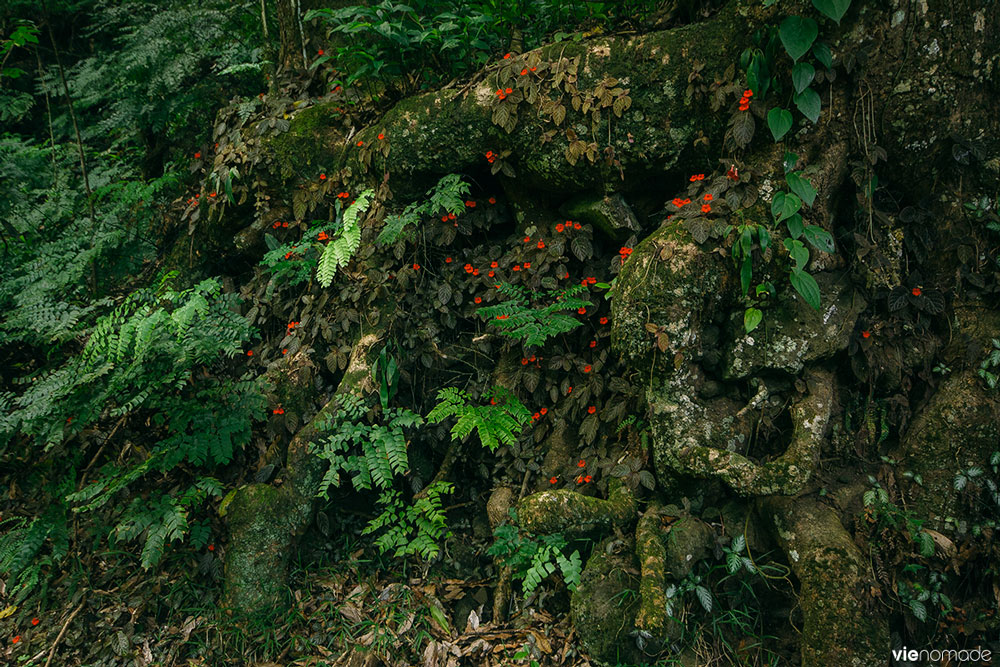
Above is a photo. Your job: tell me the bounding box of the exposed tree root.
[221,331,385,612]
[515,479,638,535]
[760,495,887,667]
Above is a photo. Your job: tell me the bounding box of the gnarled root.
[634,504,671,642]
[515,479,638,535]
[672,367,834,496]
[760,495,887,667]
[221,331,384,613]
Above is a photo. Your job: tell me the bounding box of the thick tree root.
[760,496,887,667]
[220,332,384,612]
[515,480,638,535]
[673,368,834,495]
[634,504,671,641]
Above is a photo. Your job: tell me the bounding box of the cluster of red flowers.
[337,191,350,199]
[318,231,329,241]
[619,246,633,261]
[272,220,289,229]
[580,276,598,286]
[672,197,692,207]
[272,407,285,415]
[485,150,496,164]
[465,200,476,208]
[738,88,753,112]
[287,321,300,332]
[495,87,514,100]
[690,173,706,182]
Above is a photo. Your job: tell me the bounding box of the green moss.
[516,480,637,534]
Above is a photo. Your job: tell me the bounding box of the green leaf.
[744,307,763,334]
[783,151,800,173]
[785,172,817,207]
[767,107,793,142]
[785,213,804,239]
[758,226,771,253]
[803,225,835,253]
[740,255,752,297]
[772,192,802,222]
[789,270,821,310]
[792,62,815,94]
[784,238,810,271]
[794,87,822,123]
[779,16,818,62]
[812,0,851,24]
[812,42,833,68]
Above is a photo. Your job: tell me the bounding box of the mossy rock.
[665,515,715,578]
[560,192,640,241]
[570,536,647,666]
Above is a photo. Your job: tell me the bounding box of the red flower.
[12,636,20,644]
[573,223,582,230]
[208,544,215,551]
[464,263,474,273]
[282,222,289,228]
[282,348,288,355]
[672,198,685,207]
[530,355,537,362]
[247,350,253,356]
[31,618,39,626]
[703,193,713,201]
[490,261,499,268]
[503,53,511,59]
[521,68,528,75]
[862,330,871,339]
[378,133,385,140]
[209,192,217,198]
[540,408,548,415]
[583,365,592,373]
[578,459,586,467]
[567,386,573,394]
[744,89,753,97]
[584,475,593,483]
[524,236,531,243]
[690,173,705,181]
[599,316,609,325]
[475,297,482,304]
[523,262,531,269]
[446,257,453,263]
[555,223,565,232]
[318,231,329,240]
[531,66,537,71]
[911,287,922,296]
[466,200,476,207]
[739,102,750,111]
[701,204,712,213]
[320,173,327,180]
[318,49,325,56]
[491,398,497,405]
[357,140,364,146]
[194,152,201,158]
[488,271,495,277]
[587,405,596,414]
[577,307,587,314]
[513,264,521,271]
[505,87,513,94]
[537,240,545,249]
[413,263,420,270]
[533,412,541,420]
[588,277,597,285]
[590,340,597,348]
[564,271,570,279]
[489,197,497,204]
[577,476,584,484]
[550,476,558,484]
[473,268,480,275]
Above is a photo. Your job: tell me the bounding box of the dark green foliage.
[476,282,591,347]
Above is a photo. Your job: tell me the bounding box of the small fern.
[426,386,531,452]
[377,174,470,245]
[317,190,375,287]
[475,283,592,347]
[489,522,581,597]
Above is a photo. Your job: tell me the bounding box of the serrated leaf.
[731,111,755,148]
[794,87,822,123]
[767,107,793,142]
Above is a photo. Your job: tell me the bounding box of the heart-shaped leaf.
[767,107,793,141]
[812,0,851,24]
[812,42,833,68]
[780,16,818,62]
[785,212,804,239]
[785,171,817,207]
[804,225,835,253]
[794,87,822,123]
[744,307,763,334]
[772,192,802,222]
[789,269,822,310]
[792,62,815,94]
